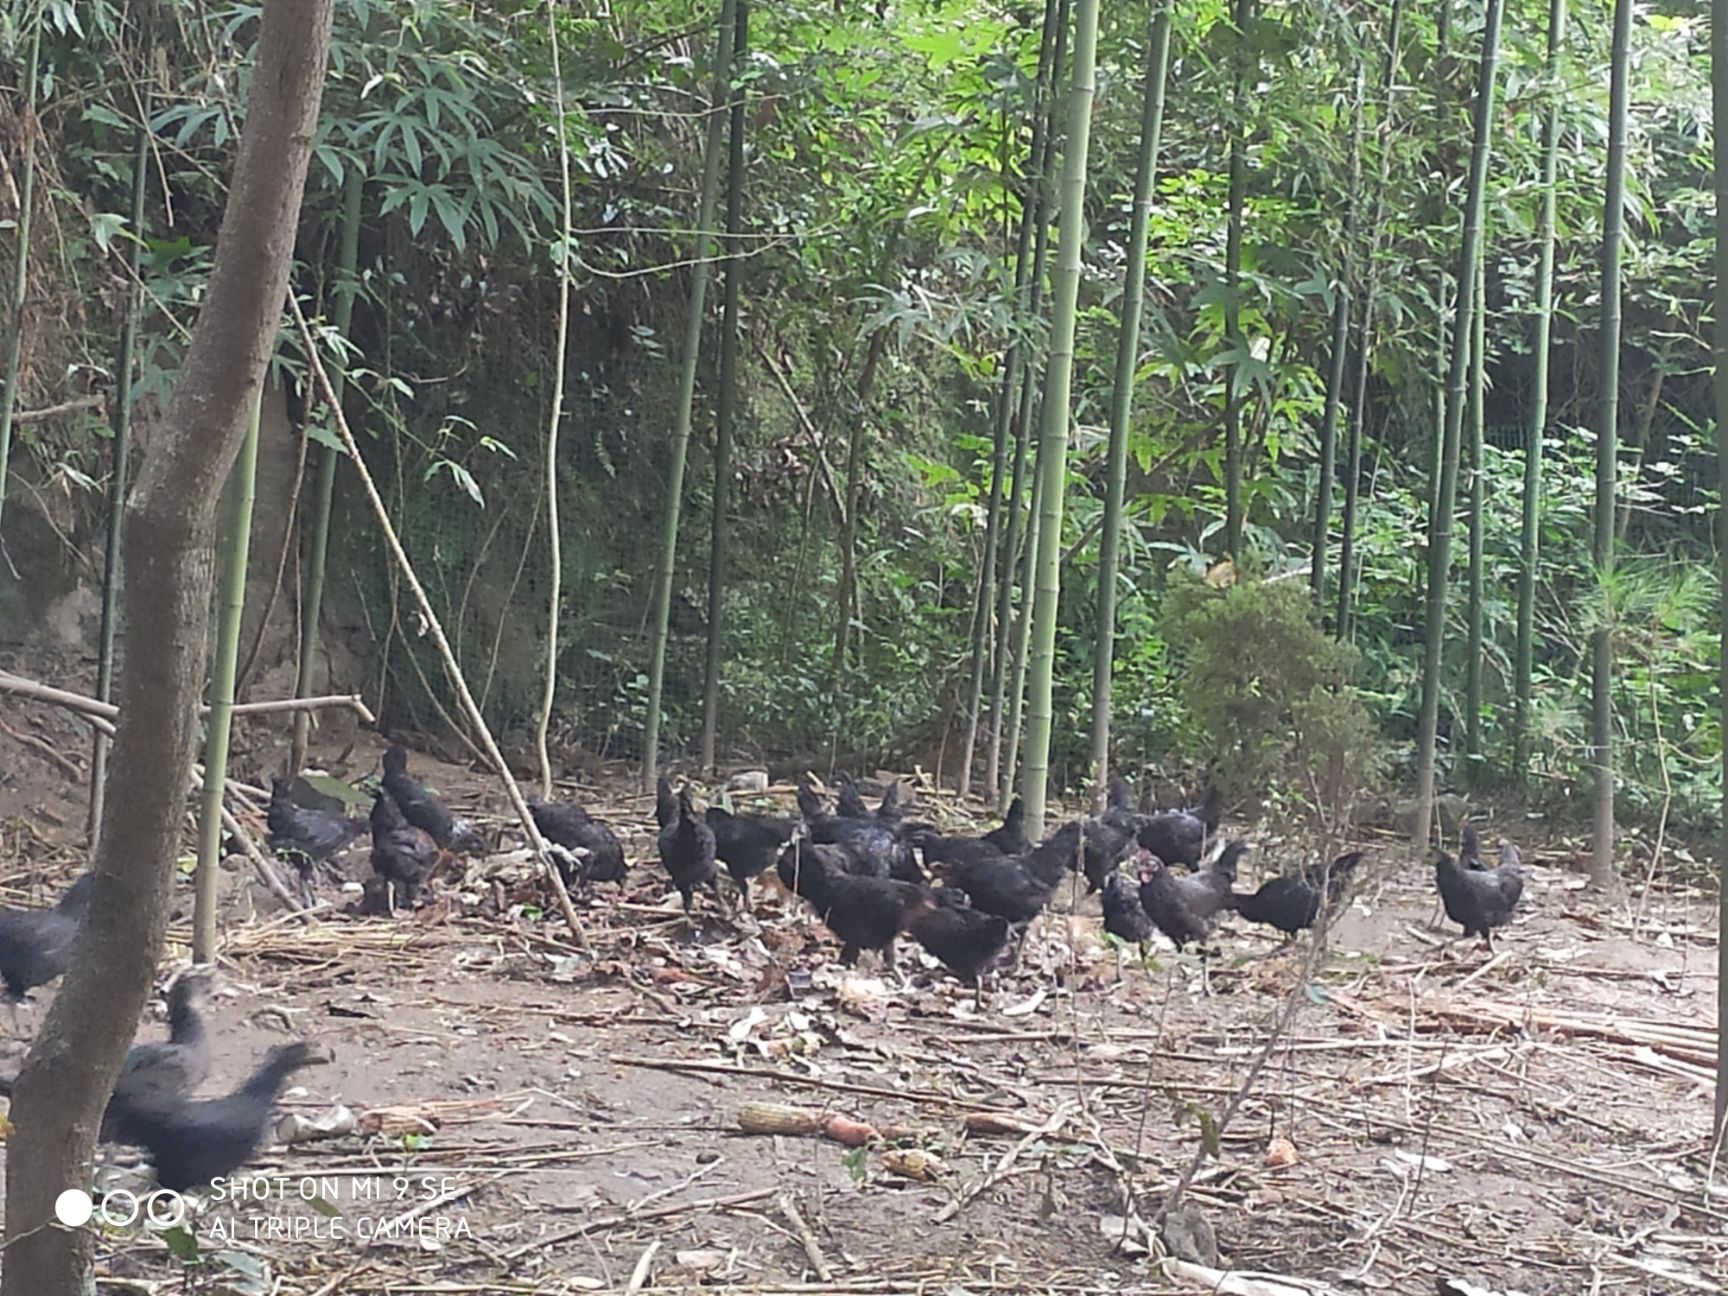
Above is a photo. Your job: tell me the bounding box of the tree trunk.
[642,0,738,791]
[0,6,332,1292]
[537,0,577,795]
[193,398,261,962]
[0,17,42,543]
[91,127,150,845]
[960,2,1057,801]
[1412,0,1502,850]
[987,0,1069,799]
[1336,0,1405,644]
[1514,0,1566,780]
[1310,64,1365,615]
[1221,0,1252,561]
[1019,0,1101,839]
[1088,2,1172,801]
[290,165,363,777]
[1591,0,1633,888]
[1001,424,1044,812]
[700,0,750,777]
[1709,0,1728,1137]
[1464,245,1486,780]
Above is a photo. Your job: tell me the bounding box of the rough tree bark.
[0,5,332,1294]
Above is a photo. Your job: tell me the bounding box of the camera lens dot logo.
[54,1190,93,1228]
[98,1190,141,1228]
[144,1190,187,1229]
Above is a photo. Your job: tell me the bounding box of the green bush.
[1167,575,1381,822]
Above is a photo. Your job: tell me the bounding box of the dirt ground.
[0,700,1723,1296]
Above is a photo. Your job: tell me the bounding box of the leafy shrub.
[1166,575,1381,822]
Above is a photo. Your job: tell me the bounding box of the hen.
[368,791,448,910]
[103,969,215,1146]
[1228,850,1365,940]
[0,872,94,1008]
[655,774,679,830]
[1136,787,1223,871]
[798,777,922,883]
[128,1041,324,1192]
[528,794,628,889]
[1137,842,1246,990]
[1100,871,1156,977]
[658,783,720,916]
[947,821,1084,925]
[706,805,798,908]
[775,836,858,901]
[1081,779,1147,891]
[1432,847,1523,951]
[794,848,932,972]
[266,778,363,864]
[982,797,1028,856]
[381,745,484,854]
[906,887,1011,1004]
[834,774,873,820]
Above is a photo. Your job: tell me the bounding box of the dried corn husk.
[881,1147,946,1182]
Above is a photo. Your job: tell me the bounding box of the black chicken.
[775,836,858,901]
[906,825,1003,874]
[1228,850,1366,940]
[103,970,215,1145]
[795,849,932,971]
[528,794,628,889]
[981,796,1028,856]
[906,887,1011,1005]
[1432,847,1523,952]
[706,805,798,908]
[129,1041,324,1192]
[658,783,720,916]
[1136,842,1246,989]
[369,791,446,909]
[1081,779,1147,891]
[834,774,873,820]
[798,779,921,884]
[266,778,363,864]
[1136,787,1223,871]
[1101,871,1156,978]
[655,774,679,830]
[381,745,484,854]
[947,821,1084,925]
[0,872,94,1008]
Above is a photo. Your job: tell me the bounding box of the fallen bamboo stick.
[0,670,372,723]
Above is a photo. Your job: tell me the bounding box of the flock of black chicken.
[0,747,1527,1201]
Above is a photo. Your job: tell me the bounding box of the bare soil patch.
[0,724,1722,1295]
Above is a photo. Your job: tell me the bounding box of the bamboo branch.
[16,395,106,424]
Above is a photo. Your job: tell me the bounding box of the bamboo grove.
[2,0,1728,869]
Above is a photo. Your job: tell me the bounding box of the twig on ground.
[777,1193,833,1281]
[624,1240,661,1294]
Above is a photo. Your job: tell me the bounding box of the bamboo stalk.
[535,0,576,797]
[0,17,42,542]
[292,165,366,776]
[91,127,152,847]
[194,395,263,961]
